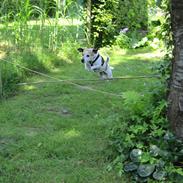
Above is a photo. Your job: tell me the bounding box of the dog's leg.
[106,68,113,79]
[84,64,88,70]
[85,63,92,71]
[99,72,106,80]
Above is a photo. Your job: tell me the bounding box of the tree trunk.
[168,0,183,139]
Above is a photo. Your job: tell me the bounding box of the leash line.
[1,58,123,98]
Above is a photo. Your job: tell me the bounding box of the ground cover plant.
[107,78,183,182]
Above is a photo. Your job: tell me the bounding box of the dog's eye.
[86,55,90,57]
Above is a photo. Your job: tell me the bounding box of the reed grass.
[0,0,85,97]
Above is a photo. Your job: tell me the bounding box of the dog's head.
[77,48,98,63]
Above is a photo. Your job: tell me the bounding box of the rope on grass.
[1,58,161,97]
[1,58,124,97]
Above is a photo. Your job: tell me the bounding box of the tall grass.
[0,0,85,97]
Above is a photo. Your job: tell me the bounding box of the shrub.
[0,62,23,96]
[114,33,132,49]
[114,30,149,49]
[115,0,148,31]
[107,79,183,182]
[0,47,65,97]
[0,0,84,98]
[85,0,148,47]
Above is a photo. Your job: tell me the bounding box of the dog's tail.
[105,57,114,70]
[106,57,110,63]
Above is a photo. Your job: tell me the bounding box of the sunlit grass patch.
[0,18,83,28]
[64,129,80,139]
[22,85,37,91]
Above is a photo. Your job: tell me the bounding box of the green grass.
[0,17,85,97]
[0,47,163,183]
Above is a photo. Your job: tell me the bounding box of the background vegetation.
[89,0,148,48]
[0,0,84,97]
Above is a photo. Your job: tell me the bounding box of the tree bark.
[168,0,183,139]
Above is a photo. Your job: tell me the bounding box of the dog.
[77,48,113,79]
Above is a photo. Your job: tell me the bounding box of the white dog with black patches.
[78,48,113,79]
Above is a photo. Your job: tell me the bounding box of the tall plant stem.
[86,0,92,46]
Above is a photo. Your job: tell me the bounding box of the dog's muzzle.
[81,58,84,63]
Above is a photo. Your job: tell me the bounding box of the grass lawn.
[0,48,163,183]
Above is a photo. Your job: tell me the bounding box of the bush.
[108,89,183,182]
[115,0,148,31]
[0,0,84,98]
[114,31,148,49]
[0,48,63,97]
[147,0,171,50]
[114,33,132,49]
[107,78,183,182]
[86,0,148,48]
[0,62,23,96]
[0,0,58,20]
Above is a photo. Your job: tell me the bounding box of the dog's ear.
[92,48,98,53]
[78,48,84,52]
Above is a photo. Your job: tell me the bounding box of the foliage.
[148,0,172,87]
[108,85,183,182]
[84,0,148,48]
[0,39,83,97]
[112,0,172,50]
[0,0,82,20]
[0,0,55,19]
[114,33,132,49]
[107,8,179,177]
[147,0,172,49]
[115,0,148,31]
[0,0,84,97]
[114,31,148,49]
[0,62,23,96]
[0,49,52,96]
[107,53,183,182]
[107,1,180,176]
[89,0,118,47]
